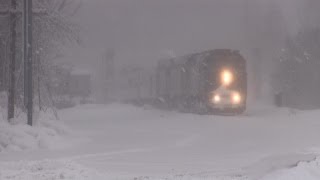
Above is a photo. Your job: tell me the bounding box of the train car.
[155,49,247,114]
[114,65,157,105]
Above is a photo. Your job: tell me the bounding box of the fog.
[54,0,319,108]
[67,0,300,64]
[77,0,250,66]
[3,1,320,178]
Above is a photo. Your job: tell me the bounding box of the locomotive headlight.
[232,92,241,104]
[212,94,221,103]
[221,69,233,86]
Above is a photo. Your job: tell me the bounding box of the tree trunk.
[7,0,17,121]
[27,0,33,126]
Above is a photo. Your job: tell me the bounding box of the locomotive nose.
[210,88,243,107]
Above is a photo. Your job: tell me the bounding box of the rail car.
[114,65,157,105]
[115,49,247,114]
[155,49,247,114]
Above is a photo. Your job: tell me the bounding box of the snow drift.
[261,157,320,180]
[0,160,107,180]
[0,109,71,152]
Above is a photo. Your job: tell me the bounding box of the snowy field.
[1,103,320,179]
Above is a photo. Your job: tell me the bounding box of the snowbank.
[0,158,245,180]
[261,157,320,180]
[0,160,107,180]
[0,111,71,152]
[1,157,320,180]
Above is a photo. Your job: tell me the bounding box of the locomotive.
[116,49,247,114]
[156,49,247,114]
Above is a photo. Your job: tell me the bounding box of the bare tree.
[0,0,81,121]
[276,28,320,108]
[31,0,81,114]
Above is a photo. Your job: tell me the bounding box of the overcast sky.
[64,0,301,70]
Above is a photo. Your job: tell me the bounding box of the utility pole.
[24,0,28,108]
[1,0,42,125]
[26,0,33,126]
[7,0,17,121]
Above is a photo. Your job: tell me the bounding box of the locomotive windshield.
[207,52,246,91]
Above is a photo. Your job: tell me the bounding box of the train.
[115,49,247,114]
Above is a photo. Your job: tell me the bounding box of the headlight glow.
[221,69,233,86]
[213,94,221,103]
[232,92,241,104]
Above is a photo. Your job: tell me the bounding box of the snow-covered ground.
[1,103,320,179]
[0,108,80,153]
